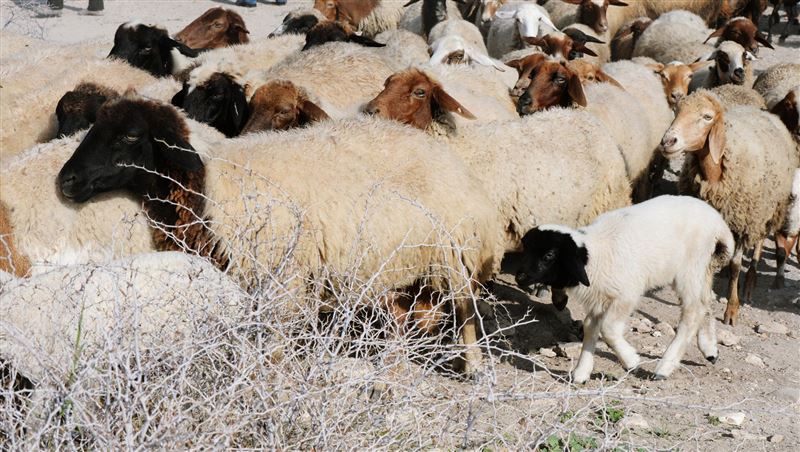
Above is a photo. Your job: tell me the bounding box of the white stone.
[538,347,557,358]
[620,413,650,430]
[717,328,740,346]
[651,330,662,338]
[756,322,788,335]
[630,317,653,333]
[713,411,746,427]
[744,354,765,368]
[556,342,582,360]
[768,434,785,443]
[655,322,675,337]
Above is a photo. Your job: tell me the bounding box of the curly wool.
[753,63,800,109]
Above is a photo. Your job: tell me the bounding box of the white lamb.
[486,2,558,58]
[515,195,734,382]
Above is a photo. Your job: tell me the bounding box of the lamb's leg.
[696,273,719,363]
[455,297,482,378]
[723,241,744,326]
[655,287,706,379]
[768,5,780,41]
[572,315,600,384]
[599,304,641,372]
[743,240,764,301]
[774,233,791,289]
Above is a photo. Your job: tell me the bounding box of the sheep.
[373,28,432,69]
[523,28,606,62]
[768,85,800,141]
[639,60,712,108]
[0,252,246,414]
[632,10,713,64]
[313,0,406,37]
[549,0,630,34]
[517,59,658,202]
[108,22,200,78]
[172,42,396,137]
[241,80,332,134]
[704,16,774,55]
[725,0,769,24]
[0,31,43,60]
[0,58,158,160]
[400,0,464,38]
[426,19,511,73]
[562,23,610,64]
[268,7,328,37]
[174,7,250,49]
[468,0,508,38]
[776,169,800,285]
[610,16,651,61]
[709,83,767,109]
[606,0,727,37]
[659,90,799,325]
[302,20,387,51]
[689,40,756,91]
[0,113,225,277]
[364,68,632,249]
[753,62,800,111]
[56,95,506,375]
[486,2,558,58]
[514,195,734,382]
[54,82,121,138]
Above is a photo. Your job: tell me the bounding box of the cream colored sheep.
[632,10,712,64]
[373,28,431,70]
[399,0,464,37]
[661,90,799,326]
[689,40,755,91]
[753,62,800,110]
[486,2,557,58]
[607,0,725,37]
[709,84,766,109]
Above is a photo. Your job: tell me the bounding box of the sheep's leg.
[743,240,764,301]
[774,233,791,289]
[696,273,719,363]
[572,315,600,384]
[768,6,780,41]
[599,304,640,372]
[655,289,706,379]
[723,242,744,326]
[455,297,482,378]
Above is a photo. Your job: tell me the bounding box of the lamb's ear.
[432,84,476,119]
[597,70,624,89]
[348,34,386,48]
[402,0,420,6]
[609,0,628,6]
[645,62,665,73]
[755,32,774,49]
[171,84,188,107]
[522,36,548,49]
[704,26,725,44]
[569,254,590,287]
[568,73,587,107]
[159,35,199,57]
[551,288,570,311]
[689,60,712,72]
[708,116,726,164]
[299,99,330,124]
[573,42,598,57]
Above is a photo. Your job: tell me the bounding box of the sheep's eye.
[122,134,141,144]
[278,107,292,114]
[413,89,426,98]
[587,75,595,81]
[213,22,225,29]
[702,114,713,121]
[139,46,152,54]
[554,76,566,85]
[543,250,556,262]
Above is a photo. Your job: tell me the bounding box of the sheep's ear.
[348,34,386,48]
[744,51,756,61]
[568,73,587,107]
[159,35,199,57]
[432,85,476,119]
[645,62,665,73]
[299,99,330,125]
[614,27,635,39]
[154,130,203,171]
[609,0,628,6]
[523,36,548,49]
[708,117,726,165]
[467,49,507,72]
[171,84,188,107]
[568,255,590,287]
[402,0,420,6]
[755,33,774,49]
[574,42,598,57]
[597,70,624,89]
[704,26,725,44]
[551,288,570,311]
[689,60,712,72]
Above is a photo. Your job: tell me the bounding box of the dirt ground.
[1,0,798,450]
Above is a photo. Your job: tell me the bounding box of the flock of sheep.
[1,0,799,422]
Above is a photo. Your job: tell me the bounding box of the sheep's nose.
[58,171,79,197]
[364,103,380,115]
[733,68,745,80]
[661,135,677,148]
[669,92,683,104]
[268,32,275,38]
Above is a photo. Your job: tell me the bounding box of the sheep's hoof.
[773,276,785,290]
[723,305,738,326]
[706,355,718,364]
[651,373,667,381]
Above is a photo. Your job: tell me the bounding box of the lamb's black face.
[109,23,198,77]
[57,99,202,203]
[55,90,109,138]
[172,73,248,137]
[270,14,320,37]
[515,227,590,294]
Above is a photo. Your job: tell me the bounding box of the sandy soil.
[1,1,799,450]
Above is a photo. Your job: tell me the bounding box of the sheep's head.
[699,40,754,86]
[561,0,629,34]
[523,29,603,61]
[175,7,250,50]
[566,59,623,88]
[516,225,590,302]
[506,52,547,97]
[705,17,773,55]
[313,0,377,28]
[479,0,508,26]
[429,35,506,70]
[242,80,330,134]
[494,3,558,41]
[55,83,120,138]
[269,10,323,37]
[171,72,249,138]
[109,22,199,77]
[660,91,726,163]
[610,17,652,60]
[302,21,385,51]
[772,87,799,141]
[58,96,202,203]
[516,59,586,115]
[363,69,475,129]
[646,61,712,108]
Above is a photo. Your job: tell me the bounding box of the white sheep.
[632,10,713,64]
[56,96,506,374]
[268,7,329,37]
[180,34,305,80]
[515,195,734,382]
[777,170,800,285]
[689,40,755,91]
[660,90,799,326]
[753,62,800,111]
[426,20,511,74]
[373,28,431,70]
[399,0,464,37]
[486,2,558,59]
[606,0,725,37]
[709,84,766,109]
[0,117,224,277]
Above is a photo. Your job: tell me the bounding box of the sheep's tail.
[710,224,735,273]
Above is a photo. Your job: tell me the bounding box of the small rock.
[651,330,662,338]
[538,347,557,358]
[655,322,675,337]
[556,342,582,360]
[620,413,650,430]
[630,317,654,333]
[712,411,746,427]
[771,387,800,403]
[756,322,788,335]
[744,353,765,368]
[719,297,728,305]
[717,328,740,346]
[722,368,732,374]
[768,434,785,444]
